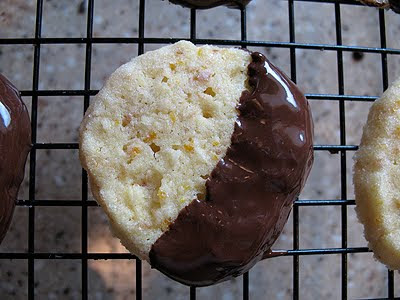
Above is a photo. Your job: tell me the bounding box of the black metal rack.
[0,0,398,299]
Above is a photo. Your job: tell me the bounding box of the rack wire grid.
[1,0,400,299]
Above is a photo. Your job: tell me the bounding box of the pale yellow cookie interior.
[79,41,250,260]
[354,76,400,269]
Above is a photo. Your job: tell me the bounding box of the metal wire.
[0,0,398,299]
[287,1,300,298]
[81,0,94,298]
[28,0,43,297]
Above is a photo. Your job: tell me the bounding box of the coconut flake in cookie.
[79,41,313,286]
[0,74,31,244]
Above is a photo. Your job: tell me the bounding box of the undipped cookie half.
[79,41,314,286]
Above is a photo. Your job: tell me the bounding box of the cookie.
[0,74,31,244]
[166,0,251,9]
[354,76,400,270]
[357,0,400,13]
[79,41,314,285]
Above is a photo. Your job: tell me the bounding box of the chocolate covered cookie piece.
[79,41,313,286]
[357,0,400,13]
[166,0,251,9]
[0,74,31,243]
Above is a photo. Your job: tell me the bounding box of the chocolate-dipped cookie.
[165,0,251,9]
[0,74,31,244]
[79,41,313,286]
[357,0,400,13]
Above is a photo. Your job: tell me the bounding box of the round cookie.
[79,41,314,285]
[357,0,400,13]
[354,76,400,270]
[0,74,31,244]
[166,0,251,9]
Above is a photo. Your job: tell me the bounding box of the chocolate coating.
[149,52,314,286]
[166,0,251,9]
[0,74,31,244]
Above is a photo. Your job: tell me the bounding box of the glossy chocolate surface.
[0,74,31,244]
[166,0,251,9]
[150,52,314,286]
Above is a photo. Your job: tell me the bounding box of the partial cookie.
[357,0,400,13]
[354,76,400,270]
[165,0,251,9]
[0,74,31,244]
[79,41,313,286]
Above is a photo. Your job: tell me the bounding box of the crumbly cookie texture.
[354,76,400,270]
[79,41,250,260]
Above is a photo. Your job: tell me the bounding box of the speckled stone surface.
[1,0,400,299]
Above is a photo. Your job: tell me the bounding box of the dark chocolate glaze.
[149,52,314,286]
[166,0,251,9]
[0,74,31,244]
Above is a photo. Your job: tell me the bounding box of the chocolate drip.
[0,74,31,244]
[262,249,288,259]
[149,52,314,286]
[166,0,251,9]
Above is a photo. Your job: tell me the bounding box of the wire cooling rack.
[1,0,400,299]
